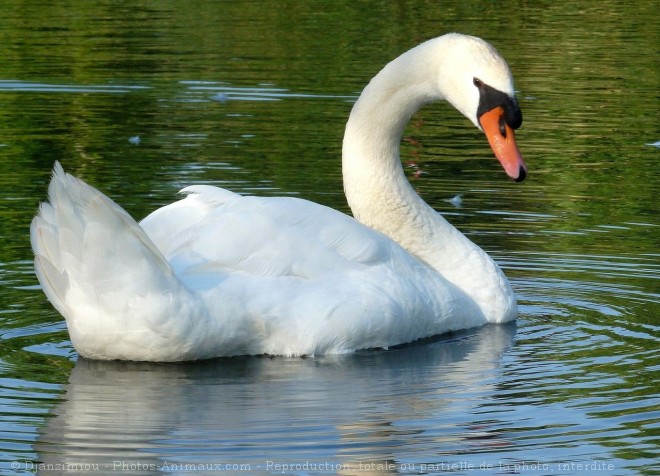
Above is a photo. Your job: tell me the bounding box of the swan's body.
[31,33,527,361]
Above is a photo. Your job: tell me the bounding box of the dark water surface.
[0,1,658,474]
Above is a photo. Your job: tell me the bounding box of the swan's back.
[142,186,409,282]
[139,186,485,355]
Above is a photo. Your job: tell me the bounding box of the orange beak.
[479,106,527,182]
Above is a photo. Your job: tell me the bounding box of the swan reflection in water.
[35,323,516,475]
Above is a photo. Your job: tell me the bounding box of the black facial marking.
[474,77,522,129]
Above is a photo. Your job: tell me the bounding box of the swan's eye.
[473,78,483,88]
[499,114,507,138]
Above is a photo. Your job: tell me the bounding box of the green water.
[0,0,658,474]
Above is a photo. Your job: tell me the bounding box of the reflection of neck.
[341,38,517,322]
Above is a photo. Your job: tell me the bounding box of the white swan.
[31,33,527,361]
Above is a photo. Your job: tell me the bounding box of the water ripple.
[0,80,150,94]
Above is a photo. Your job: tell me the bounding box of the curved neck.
[342,40,450,263]
[341,38,517,321]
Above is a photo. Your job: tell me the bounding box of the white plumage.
[31,33,526,361]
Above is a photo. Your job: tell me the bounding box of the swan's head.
[434,33,527,182]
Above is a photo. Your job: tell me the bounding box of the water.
[1,0,658,474]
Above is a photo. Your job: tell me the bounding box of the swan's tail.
[30,162,199,360]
